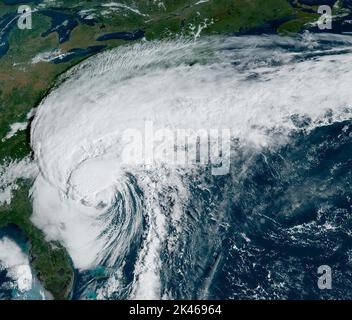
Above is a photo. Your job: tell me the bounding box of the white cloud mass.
[30,35,352,299]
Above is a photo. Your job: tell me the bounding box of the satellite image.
[0,0,351,303]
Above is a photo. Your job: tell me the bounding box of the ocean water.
[72,118,352,300]
[1,33,351,300]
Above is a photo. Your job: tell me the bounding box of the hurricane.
[30,33,352,300]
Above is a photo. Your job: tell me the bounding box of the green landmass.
[0,182,74,300]
[0,0,347,299]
